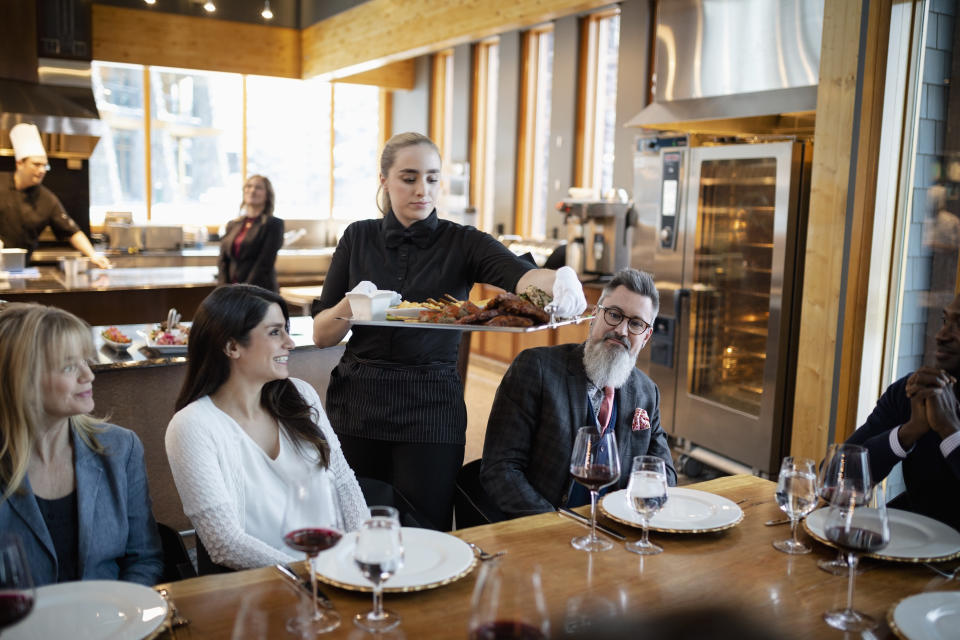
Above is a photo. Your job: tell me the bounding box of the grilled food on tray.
[414,287,553,327]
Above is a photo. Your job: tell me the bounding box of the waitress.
[312,132,582,530]
[0,123,111,268]
[217,174,284,292]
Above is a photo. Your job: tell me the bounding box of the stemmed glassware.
[822,482,890,631]
[353,506,404,633]
[772,456,818,554]
[624,455,669,555]
[0,534,35,635]
[282,474,344,635]
[468,559,549,640]
[568,426,621,552]
[816,443,871,574]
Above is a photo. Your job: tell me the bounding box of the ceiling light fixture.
[203,1,216,12]
[261,1,274,20]
[144,0,156,5]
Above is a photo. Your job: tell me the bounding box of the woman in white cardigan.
[165,284,366,570]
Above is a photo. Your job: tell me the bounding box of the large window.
[149,67,243,226]
[246,75,332,220]
[576,9,620,196]
[90,63,147,222]
[471,39,499,233]
[90,62,381,227]
[515,26,554,239]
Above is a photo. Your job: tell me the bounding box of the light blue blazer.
[0,424,164,587]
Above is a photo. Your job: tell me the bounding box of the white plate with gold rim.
[889,591,960,640]
[313,527,477,593]
[600,487,744,533]
[5,580,168,640]
[805,507,960,562]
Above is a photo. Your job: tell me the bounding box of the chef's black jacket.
[0,172,80,257]
[313,209,533,366]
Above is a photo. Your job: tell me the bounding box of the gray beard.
[583,334,637,389]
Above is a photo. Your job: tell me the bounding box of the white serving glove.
[350,281,378,295]
[546,266,587,319]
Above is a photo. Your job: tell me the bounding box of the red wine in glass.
[570,464,617,492]
[283,528,342,555]
[469,620,548,640]
[825,526,887,554]
[0,593,34,630]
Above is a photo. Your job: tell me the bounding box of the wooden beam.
[301,0,614,79]
[92,4,300,78]
[335,59,416,90]
[790,0,892,460]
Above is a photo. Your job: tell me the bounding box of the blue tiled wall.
[897,1,955,379]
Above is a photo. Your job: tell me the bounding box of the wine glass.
[0,534,34,635]
[816,443,871,574]
[569,426,621,552]
[353,506,404,633]
[772,457,818,554]
[468,559,549,640]
[624,455,668,555]
[822,482,890,631]
[282,473,344,635]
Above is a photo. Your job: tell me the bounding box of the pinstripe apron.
[326,353,467,445]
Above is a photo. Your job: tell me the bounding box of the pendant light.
[261,0,274,20]
[203,1,216,12]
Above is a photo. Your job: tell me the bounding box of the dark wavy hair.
[175,284,330,467]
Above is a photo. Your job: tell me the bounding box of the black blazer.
[217,214,284,292]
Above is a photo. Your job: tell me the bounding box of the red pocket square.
[632,408,651,431]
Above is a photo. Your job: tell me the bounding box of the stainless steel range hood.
[628,0,823,135]
[0,58,103,159]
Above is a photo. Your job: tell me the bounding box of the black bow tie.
[384,225,433,249]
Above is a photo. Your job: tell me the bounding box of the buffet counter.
[87,315,345,532]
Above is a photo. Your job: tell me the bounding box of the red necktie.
[598,386,615,433]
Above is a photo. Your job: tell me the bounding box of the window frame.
[470,37,499,233]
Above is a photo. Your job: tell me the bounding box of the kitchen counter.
[0,266,218,294]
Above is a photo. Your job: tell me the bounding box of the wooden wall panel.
[92,4,300,78]
[301,0,614,79]
[335,59,416,90]
[790,0,891,460]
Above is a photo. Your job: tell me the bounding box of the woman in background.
[166,284,366,570]
[218,174,284,292]
[0,303,163,586]
[311,132,577,530]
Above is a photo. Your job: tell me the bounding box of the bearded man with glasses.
[479,268,677,520]
[846,292,960,532]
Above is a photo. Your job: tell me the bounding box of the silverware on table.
[556,507,627,541]
[764,518,791,526]
[467,542,506,561]
[274,563,335,609]
[924,563,960,580]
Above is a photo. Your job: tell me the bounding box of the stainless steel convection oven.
[633,135,811,477]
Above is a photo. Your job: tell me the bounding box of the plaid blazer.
[480,342,677,519]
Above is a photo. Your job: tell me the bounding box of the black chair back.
[453,459,506,529]
[156,522,197,583]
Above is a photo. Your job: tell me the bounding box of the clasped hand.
[902,367,960,444]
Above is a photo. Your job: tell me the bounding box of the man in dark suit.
[846,292,960,531]
[480,268,677,519]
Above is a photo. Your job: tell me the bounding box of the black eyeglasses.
[596,305,651,335]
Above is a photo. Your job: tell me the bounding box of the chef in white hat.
[0,123,111,268]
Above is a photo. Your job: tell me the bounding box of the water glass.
[624,456,668,555]
[353,506,404,633]
[772,457,818,554]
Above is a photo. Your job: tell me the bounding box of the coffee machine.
[557,199,636,279]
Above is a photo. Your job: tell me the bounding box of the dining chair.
[453,459,507,529]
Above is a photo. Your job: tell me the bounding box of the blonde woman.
[310,132,575,530]
[0,303,163,586]
[217,174,285,292]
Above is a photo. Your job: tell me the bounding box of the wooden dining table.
[156,475,959,639]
